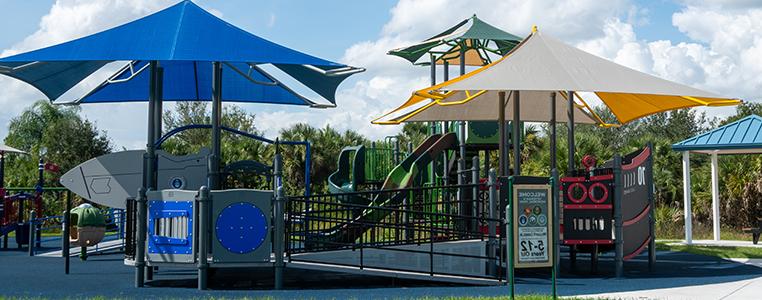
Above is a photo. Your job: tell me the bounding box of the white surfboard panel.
[60,149,210,209]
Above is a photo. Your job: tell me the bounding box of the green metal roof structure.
[387,14,522,66]
[672,114,762,154]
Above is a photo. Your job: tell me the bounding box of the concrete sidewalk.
[668,239,762,248]
[576,275,762,300]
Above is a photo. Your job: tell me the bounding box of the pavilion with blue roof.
[672,114,762,244]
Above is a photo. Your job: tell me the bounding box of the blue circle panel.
[215,202,268,254]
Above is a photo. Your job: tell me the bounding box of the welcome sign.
[512,183,553,268]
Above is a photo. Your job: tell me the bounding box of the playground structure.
[0,1,743,294]
[67,203,107,260]
[60,124,312,210]
[0,145,59,250]
[561,146,656,273]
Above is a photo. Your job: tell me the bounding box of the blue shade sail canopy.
[672,114,762,154]
[0,0,362,105]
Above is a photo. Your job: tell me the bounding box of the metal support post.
[28,210,35,256]
[567,91,575,172]
[471,156,480,232]
[135,187,147,287]
[209,61,223,190]
[498,92,506,176]
[550,92,560,274]
[613,155,624,278]
[513,91,521,176]
[487,169,497,276]
[274,151,285,290]
[63,191,71,274]
[197,186,209,290]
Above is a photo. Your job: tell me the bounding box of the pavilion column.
[682,151,692,244]
[710,152,720,241]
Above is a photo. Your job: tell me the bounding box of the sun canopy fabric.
[672,115,762,154]
[78,60,330,105]
[387,15,521,66]
[424,29,739,124]
[376,90,598,124]
[0,0,361,105]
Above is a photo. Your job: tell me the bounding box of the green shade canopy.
[387,14,522,66]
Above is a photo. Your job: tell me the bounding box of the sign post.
[507,176,556,299]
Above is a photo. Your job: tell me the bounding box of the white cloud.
[267,13,276,28]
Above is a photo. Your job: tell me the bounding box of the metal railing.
[285,183,505,280]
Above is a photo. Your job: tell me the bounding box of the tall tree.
[161,102,269,164]
[4,100,112,214]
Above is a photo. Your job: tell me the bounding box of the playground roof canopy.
[408,29,739,124]
[672,114,762,154]
[0,0,362,105]
[387,14,522,66]
[374,90,598,124]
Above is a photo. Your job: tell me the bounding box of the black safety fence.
[285,183,506,281]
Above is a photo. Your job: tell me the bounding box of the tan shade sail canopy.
[381,90,598,124]
[381,29,740,125]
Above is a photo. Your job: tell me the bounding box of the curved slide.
[308,133,457,247]
[327,145,366,203]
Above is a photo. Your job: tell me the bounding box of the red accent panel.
[622,146,651,171]
[589,182,609,203]
[590,174,614,181]
[623,204,650,226]
[564,204,612,210]
[623,237,651,261]
[567,182,588,203]
[561,177,586,183]
[563,239,614,245]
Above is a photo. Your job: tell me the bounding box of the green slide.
[327,145,366,203]
[309,133,458,247]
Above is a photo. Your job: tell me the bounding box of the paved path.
[1,240,760,299]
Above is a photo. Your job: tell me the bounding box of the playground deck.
[2,238,761,299]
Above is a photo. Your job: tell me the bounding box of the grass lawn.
[423,297,597,300]
[657,241,762,259]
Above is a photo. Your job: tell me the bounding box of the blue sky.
[0,0,758,149]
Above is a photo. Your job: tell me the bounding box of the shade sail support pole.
[209,61,223,190]
[457,47,467,216]
[567,90,575,172]
[711,151,720,241]
[682,151,692,244]
[498,91,506,177]
[153,67,164,145]
[550,92,560,274]
[136,60,159,287]
[513,90,521,176]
